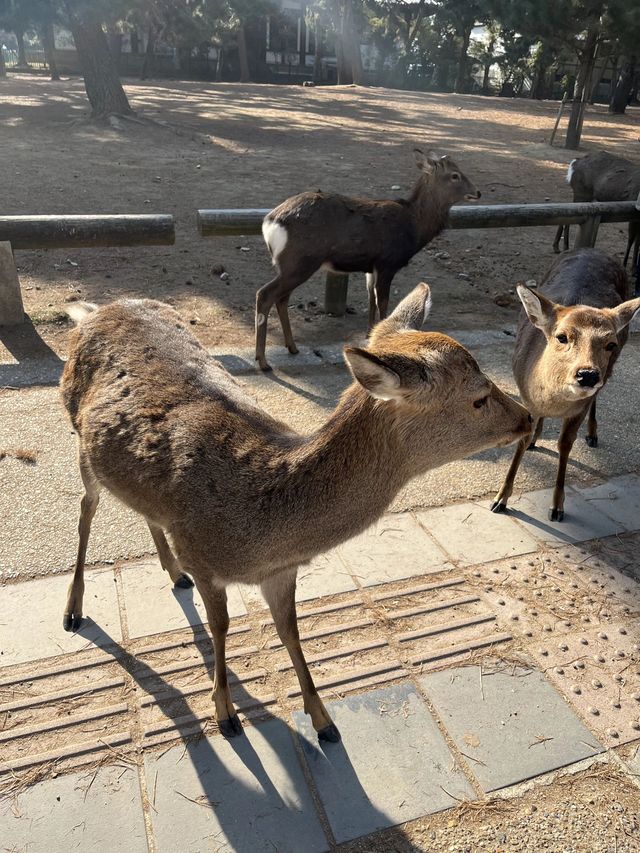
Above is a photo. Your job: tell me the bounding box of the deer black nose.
[576,369,599,388]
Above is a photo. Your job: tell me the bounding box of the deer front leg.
[552,225,563,254]
[366,272,377,333]
[262,569,340,743]
[373,270,394,323]
[527,417,544,449]
[196,580,242,737]
[275,294,299,355]
[550,411,585,521]
[585,398,597,447]
[490,434,530,514]
[64,454,100,632]
[147,521,193,588]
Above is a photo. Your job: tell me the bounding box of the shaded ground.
[1,74,639,357]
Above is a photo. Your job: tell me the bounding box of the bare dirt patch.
[2,74,639,358]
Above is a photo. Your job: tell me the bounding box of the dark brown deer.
[256,149,480,370]
[491,248,640,522]
[61,284,530,743]
[552,151,640,273]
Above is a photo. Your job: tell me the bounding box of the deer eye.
[473,395,489,409]
[556,333,568,344]
[605,341,617,351]
[451,172,461,181]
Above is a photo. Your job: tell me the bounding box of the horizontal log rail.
[197,200,640,238]
[0,214,175,250]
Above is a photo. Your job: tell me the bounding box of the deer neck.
[408,177,451,248]
[268,387,410,552]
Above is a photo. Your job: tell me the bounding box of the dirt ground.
[1,73,639,358]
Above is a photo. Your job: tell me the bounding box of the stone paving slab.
[293,682,474,844]
[421,665,603,792]
[506,487,625,546]
[119,559,247,638]
[575,474,640,533]
[144,718,327,853]
[296,551,357,600]
[338,513,451,586]
[0,764,147,853]
[0,568,121,666]
[416,501,540,566]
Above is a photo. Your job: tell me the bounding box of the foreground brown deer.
[552,151,640,271]
[61,284,530,742]
[491,249,640,522]
[256,149,480,370]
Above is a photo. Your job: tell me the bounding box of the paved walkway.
[1,476,639,852]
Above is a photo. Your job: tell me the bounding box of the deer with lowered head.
[552,151,640,274]
[61,283,530,743]
[491,248,640,522]
[256,149,480,370]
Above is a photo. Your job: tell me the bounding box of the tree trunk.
[609,57,636,114]
[343,0,364,85]
[237,24,250,82]
[15,31,29,68]
[312,18,323,83]
[453,24,472,94]
[66,6,133,118]
[216,46,224,82]
[0,48,6,79]
[41,21,60,81]
[565,24,599,149]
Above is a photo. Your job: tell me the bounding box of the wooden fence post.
[324,271,349,316]
[0,242,25,326]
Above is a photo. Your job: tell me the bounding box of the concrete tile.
[145,718,327,853]
[120,559,246,639]
[0,764,147,853]
[416,501,540,566]
[574,474,640,533]
[339,513,450,587]
[293,682,474,843]
[0,567,121,666]
[507,487,625,546]
[421,665,602,792]
[296,550,357,601]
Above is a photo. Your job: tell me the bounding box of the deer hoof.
[63,613,83,633]
[318,723,341,743]
[174,573,194,589]
[257,360,272,373]
[219,714,243,738]
[585,435,598,448]
[490,500,507,514]
[527,441,537,451]
[287,344,299,355]
[548,508,564,522]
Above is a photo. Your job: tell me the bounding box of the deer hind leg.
[255,259,319,372]
[262,568,340,743]
[196,579,242,737]
[553,225,564,254]
[550,410,586,522]
[527,417,545,449]
[585,398,598,447]
[147,521,193,589]
[491,434,531,514]
[64,453,101,632]
[275,295,299,355]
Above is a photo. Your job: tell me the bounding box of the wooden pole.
[0,215,175,249]
[549,93,568,147]
[0,242,25,326]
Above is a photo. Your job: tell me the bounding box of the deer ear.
[516,285,558,332]
[414,148,439,173]
[344,347,401,401]
[389,282,432,331]
[611,296,640,332]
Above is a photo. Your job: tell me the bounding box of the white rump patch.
[566,160,576,184]
[262,220,288,264]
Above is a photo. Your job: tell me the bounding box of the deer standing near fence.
[61,284,530,742]
[491,249,640,522]
[552,151,640,272]
[256,150,480,371]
